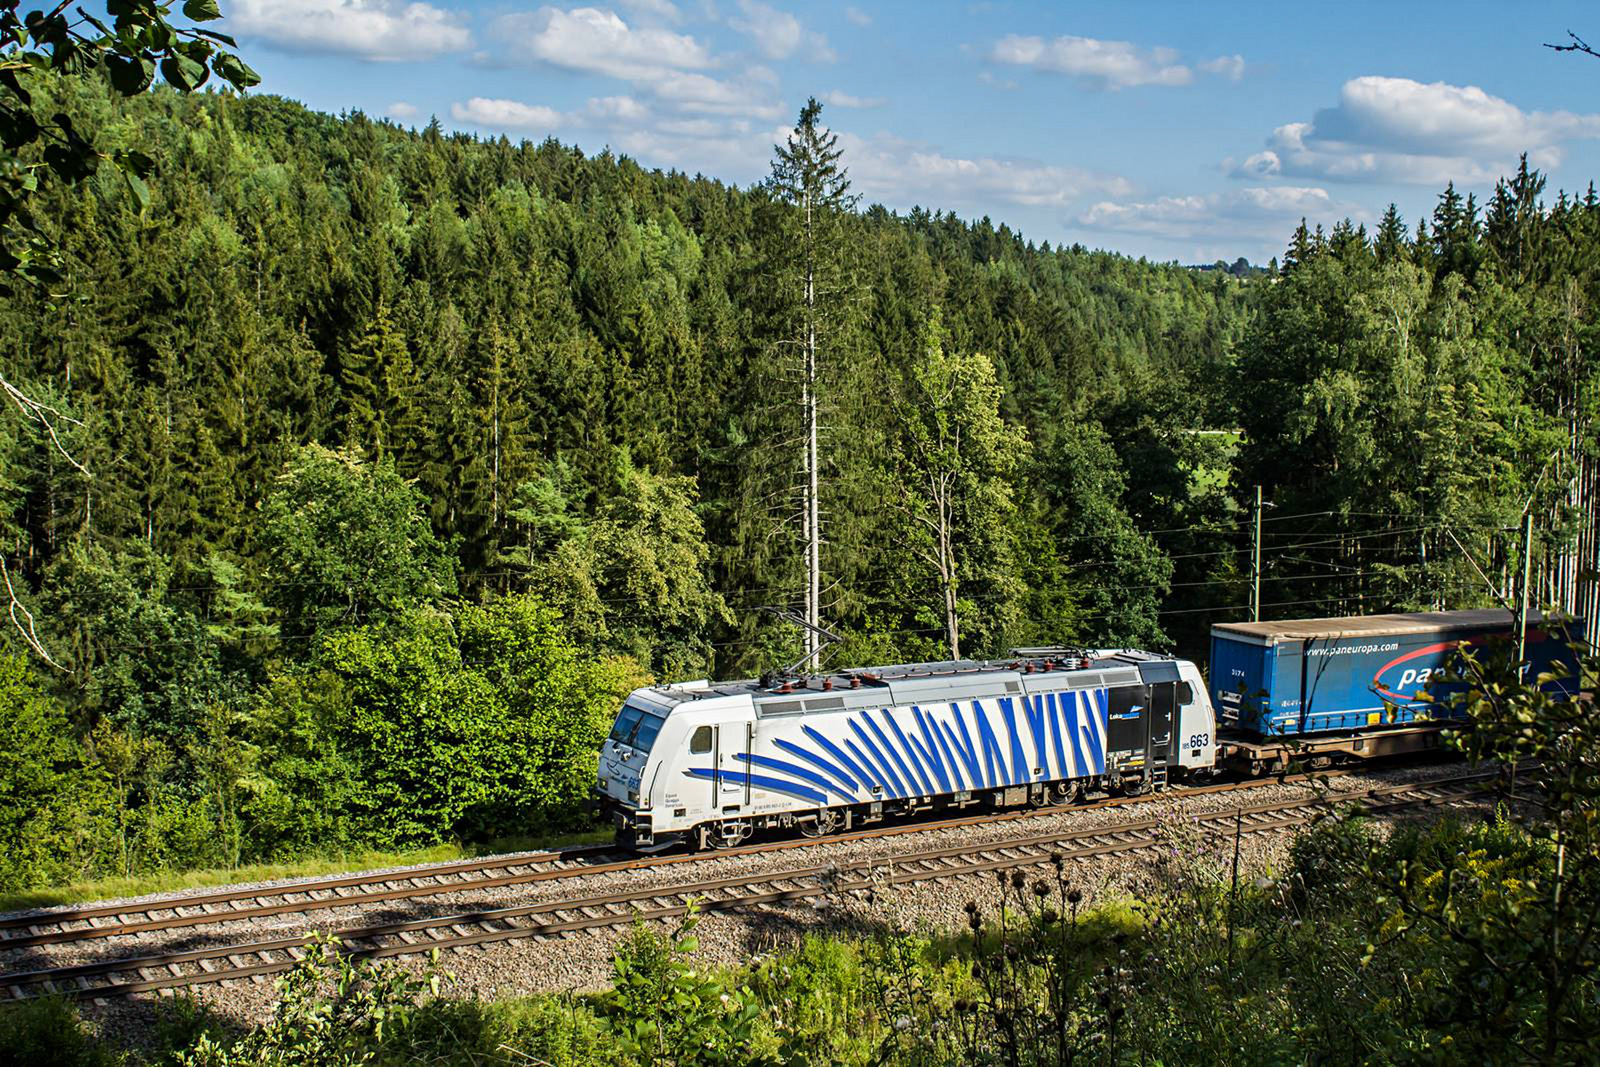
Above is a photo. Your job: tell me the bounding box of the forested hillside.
[0,75,1595,887]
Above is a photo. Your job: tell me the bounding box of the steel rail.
[0,760,1423,952]
[0,844,623,936]
[0,772,1496,1002]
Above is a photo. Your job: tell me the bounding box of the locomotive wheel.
[694,820,751,851]
[1047,782,1076,806]
[799,809,842,838]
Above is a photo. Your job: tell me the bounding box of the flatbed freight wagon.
[1209,609,1581,751]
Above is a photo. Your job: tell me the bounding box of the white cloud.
[654,70,783,118]
[604,122,777,177]
[387,101,419,120]
[1077,186,1365,244]
[618,0,681,20]
[844,5,870,26]
[992,34,1188,89]
[1233,76,1600,185]
[581,95,651,123]
[1198,54,1245,81]
[231,0,470,61]
[493,6,712,81]
[729,0,834,61]
[484,6,781,120]
[823,89,885,109]
[841,132,1134,209]
[451,97,565,131]
[989,33,1243,90]
[451,93,674,137]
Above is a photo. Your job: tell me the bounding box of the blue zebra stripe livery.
[683,689,1112,806]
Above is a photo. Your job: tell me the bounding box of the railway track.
[0,759,1433,954]
[1,770,1498,1002]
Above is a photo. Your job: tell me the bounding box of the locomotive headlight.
[598,777,608,790]
[627,788,640,805]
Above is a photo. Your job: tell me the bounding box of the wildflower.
[1067,888,1083,904]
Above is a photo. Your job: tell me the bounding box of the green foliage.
[178,936,445,1067]
[259,445,456,642]
[0,654,77,889]
[0,0,257,282]
[248,594,640,851]
[603,906,776,1066]
[884,309,1027,659]
[525,452,730,679]
[1032,422,1173,647]
[43,542,232,742]
[0,996,118,1067]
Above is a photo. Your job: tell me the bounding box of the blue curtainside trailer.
[1211,609,1582,738]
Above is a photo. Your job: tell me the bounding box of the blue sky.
[223,0,1600,263]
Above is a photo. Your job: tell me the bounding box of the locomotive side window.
[690,725,713,753]
[1177,682,1193,704]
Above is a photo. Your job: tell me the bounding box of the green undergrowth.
[8,804,1599,1066]
[0,828,613,915]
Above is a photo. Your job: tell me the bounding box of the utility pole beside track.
[1517,508,1533,672]
[1252,485,1263,622]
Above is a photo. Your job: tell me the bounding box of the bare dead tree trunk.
[802,188,822,672]
[938,473,960,660]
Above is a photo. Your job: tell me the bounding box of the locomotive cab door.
[1137,661,1182,770]
[710,723,748,813]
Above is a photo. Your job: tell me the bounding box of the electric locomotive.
[595,649,1215,851]
[595,609,1584,851]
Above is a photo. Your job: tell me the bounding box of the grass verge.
[0,828,615,914]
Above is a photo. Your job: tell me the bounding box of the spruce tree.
[1375,205,1409,263]
[765,98,858,670]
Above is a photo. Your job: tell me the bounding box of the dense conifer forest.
[0,76,1595,888]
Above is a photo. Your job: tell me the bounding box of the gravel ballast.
[25,759,1505,1035]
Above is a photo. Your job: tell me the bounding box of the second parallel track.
[0,770,1500,1002]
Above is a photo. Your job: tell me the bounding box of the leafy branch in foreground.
[1,0,258,661]
[1,0,259,283]
[1378,623,1600,1064]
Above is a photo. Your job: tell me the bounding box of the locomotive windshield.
[609,703,667,751]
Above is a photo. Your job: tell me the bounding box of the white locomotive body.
[595,651,1216,850]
